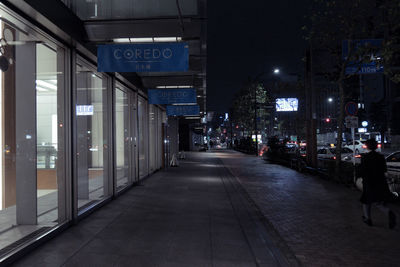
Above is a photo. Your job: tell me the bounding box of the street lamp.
[328,97,333,103]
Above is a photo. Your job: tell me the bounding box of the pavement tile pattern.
[10,152,288,267]
[218,150,400,267]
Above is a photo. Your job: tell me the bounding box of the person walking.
[358,139,396,229]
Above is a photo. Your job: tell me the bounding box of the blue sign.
[342,39,383,74]
[97,43,189,72]
[148,89,196,105]
[345,102,358,116]
[167,105,200,116]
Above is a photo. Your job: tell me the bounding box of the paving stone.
[219,150,400,267]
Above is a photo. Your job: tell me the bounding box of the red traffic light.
[325,118,331,123]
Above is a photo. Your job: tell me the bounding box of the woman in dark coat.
[359,139,396,229]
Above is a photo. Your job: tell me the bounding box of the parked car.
[317,147,354,161]
[386,151,400,192]
[343,140,381,154]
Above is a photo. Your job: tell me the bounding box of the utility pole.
[229,108,234,149]
[254,82,258,156]
[305,46,318,168]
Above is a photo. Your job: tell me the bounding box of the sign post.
[345,101,359,183]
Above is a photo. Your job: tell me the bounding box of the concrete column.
[15,43,37,225]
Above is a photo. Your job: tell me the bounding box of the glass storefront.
[75,58,111,212]
[115,83,137,191]
[0,3,164,260]
[0,10,67,251]
[138,96,149,178]
[149,104,156,173]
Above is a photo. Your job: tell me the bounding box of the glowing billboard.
[276,98,298,112]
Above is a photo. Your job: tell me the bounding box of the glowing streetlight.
[273,68,280,74]
[328,97,333,103]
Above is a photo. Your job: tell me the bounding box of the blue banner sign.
[167,105,200,116]
[342,39,383,74]
[97,43,189,72]
[148,89,196,105]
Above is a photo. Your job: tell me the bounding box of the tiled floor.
[218,150,400,267]
[11,152,290,267]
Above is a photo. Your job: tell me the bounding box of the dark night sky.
[207,1,309,112]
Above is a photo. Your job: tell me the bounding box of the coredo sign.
[148,89,196,105]
[166,105,200,116]
[97,43,189,72]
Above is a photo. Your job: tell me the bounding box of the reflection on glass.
[115,87,130,190]
[138,97,148,178]
[149,105,156,172]
[0,19,65,252]
[36,43,60,224]
[76,62,109,211]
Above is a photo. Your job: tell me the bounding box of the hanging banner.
[148,89,196,104]
[167,105,200,116]
[97,43,189,72]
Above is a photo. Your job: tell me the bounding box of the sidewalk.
[218,150,400,267]
[11,152,293,267]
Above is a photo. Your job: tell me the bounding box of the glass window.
[149,104,156,172]
[0,14,67,252]
[115,85,130,190]
[75,59,110,212]
[138,96,148,178]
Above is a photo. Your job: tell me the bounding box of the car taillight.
[377,144,382,148]
[362,145,367,149]
[355,154,361,158]
[333,156,336,160]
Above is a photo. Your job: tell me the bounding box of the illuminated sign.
[76,105,94,116]
[276,98,298,112]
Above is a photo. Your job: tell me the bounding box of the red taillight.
[377,144,382,148]
[355,154,361,158]
[362,145,367,149]
[333,156,336,160]
[301,154,306,157]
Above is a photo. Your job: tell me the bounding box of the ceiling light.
[171,103,197,106]
[185,116,200,119]
[113,38,130,43]
[113,37,182,44]
[156,85,193,89]
[130,37,153,43]
[153,37,182,42]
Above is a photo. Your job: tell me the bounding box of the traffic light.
[325,118,331,123]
